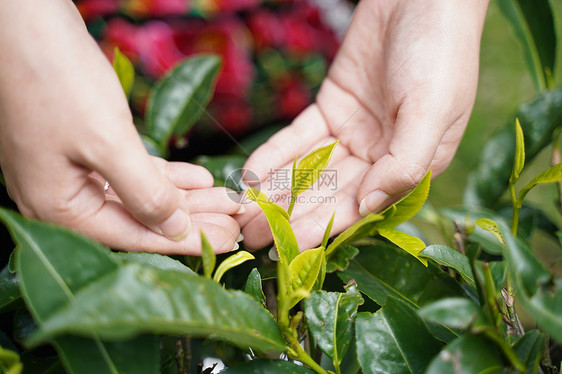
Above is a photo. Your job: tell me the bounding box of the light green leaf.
[0,346,22,374]
[146,55,220,155]
[497,0,556,91]
[321,211,336,249]
[288,248,325,308]
[292,141,338,195]
[378,228,427,266]
[113,252,194,274]
[312,248,327,291]
[326,213,384,256]
[510,118,525,184]
[326,245,359,273]
[474,218,505,245]
[425,335,504,374]
[305,285,363,368]
[418,298,481,330]
[222,360,315,373]
[112,47,134,99]
[0,208,160,374]
[518,163,562,204]
[246,188,298,263]
[513,330,546,374]
[200,231,216,279]
[244,268,265,305]
[356,297,442,374]
[29,264,285,353]
[379,170,432,229]
[213,251,255,283]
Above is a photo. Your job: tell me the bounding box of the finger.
[243,105,330,183]
[356,107,449,216]
[150,157,214,189]
[86,136,191,240]
[183,187,244,215]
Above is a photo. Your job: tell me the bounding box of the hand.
[238,0,489,250]
[0,0,241,254]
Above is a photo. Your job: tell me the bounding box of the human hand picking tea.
[238,0,489,250]
[0,0,241,254]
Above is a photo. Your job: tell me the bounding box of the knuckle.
[398,162,427,189]
[135,184,175,219]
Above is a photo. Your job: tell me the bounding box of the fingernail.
[359,190,390,217]
[236,233,244,242]
[236,206,246,214]
[159,208,191,241]
[231,242,240,252]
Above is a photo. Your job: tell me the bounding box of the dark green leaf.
[513,330,546,374]
[200,231,216,279]
[465,88,562,208]
[113,252,194,274]
[112,47,134,99]
[0,208,160,374]
[419,245,475,286]
[305,285,363,367]
[326,245,359,273]
[146,55,220,154]
[418,298,482,330]
[339,244,464,308]
[213,251,255,283]
[356,298,441,374]
[425,334,504,374]
[221,360,315,373]
[379,171,431,229]
[193,155,246,191]
[377,228,427,266]
[244,268,265,305]
[29,264,285,353]
[0,264,20,311]
[292,141,338,195]
[497,0,556,91]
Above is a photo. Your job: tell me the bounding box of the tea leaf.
[244,268,265,305]
[426,335,504,374]
[321,211,336,248]
[418,298,481,330]
[326,245,359,273]
[312,250,327,291]
[292,141,338,195]
[0,346,22,374]
[213,251,255,284]
[113,252,195,274]
[222,360,315,373]
[29,264,286,353]
[200,231,216,279]
[112,47,134,99]
[465,88,562,208]
[379,171,431,229]
[497,0,556,91]
[305,285,363,368]
[512,330,546,374]
[146,55,220,155]
[510,118,526,184]
[356,298,441,374]
[475,218,505,245]
[0,208,160,374]
[377,228,427,266]
[288,248,324,308]
[246,188,298,263]
[518,162,562,204]
[0,264,20,312]
[419,245,475,286]
[326,213,384,256]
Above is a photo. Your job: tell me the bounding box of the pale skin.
[0,0,489,254]
[0,0,242,254]
[238,0,490,250]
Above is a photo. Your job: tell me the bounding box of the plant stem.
[285,330,328,374]
[483,329,526,372]
[509,183,520,236]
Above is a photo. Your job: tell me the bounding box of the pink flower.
[136,21,185,78]
[102,19,139,61]
[211,97,252,134]
[122,0,189,17]
[247,9,284,50]
[277,78,310,119]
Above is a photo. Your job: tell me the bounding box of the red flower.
[122,0,189,17]
[102,19,139,61]
[211,97,252,134]
[247,9,284,50]
[277,78,310,119]
[136,21,185,78]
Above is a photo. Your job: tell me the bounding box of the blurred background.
[73,0,562,226]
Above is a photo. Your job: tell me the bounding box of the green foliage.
[0,265,20,312]
[212,251,255,283]
[0,346,22,374]
[419,245,475,286]
[200,231,216,279]
[145,55,221,156]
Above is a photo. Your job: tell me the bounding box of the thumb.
[92,138,191,240]
[357,116,446,216]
